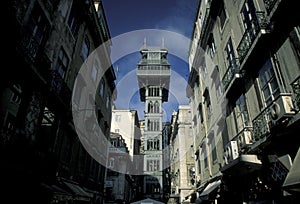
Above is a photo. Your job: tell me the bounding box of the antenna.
[162,37,165,48]
[144,38,147,48]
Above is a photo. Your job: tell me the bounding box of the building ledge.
[221,154,262,175]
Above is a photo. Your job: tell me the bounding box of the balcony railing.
[291,75,300,109]
[237,12,269,64]
[252,106,273,142]
[137,65,170,76]
[263,0,278,14]
[50,70,72,106]
[234,126,253,152]
[19,33,40,62]
[222,61,241,92]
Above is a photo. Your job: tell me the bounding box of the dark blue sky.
[101,0,199,121]
[102,0,198,38]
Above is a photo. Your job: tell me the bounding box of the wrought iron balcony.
[291,75,300,109]
[252,106,273,142]
[19,33,40,62]
[222,61,241,92]
[237,12,270,64]
[263,0,278,14]
[234,126,253,153]
[50,70,72,106]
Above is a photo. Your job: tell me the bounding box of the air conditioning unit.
[237,129,253,150]
[270,93,295,124]
[223,141,239,165]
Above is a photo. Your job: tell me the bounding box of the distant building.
[188,0,300,203]
[110,109,141,169]
[162,122,172,201]
[169,106,195,204]
[105,133,136,204]
[139,120,146,154]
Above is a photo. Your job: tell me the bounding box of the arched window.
[148,101,153,113]
[99,78,105,97]
[154,101,159,113]
[81,37,90,60]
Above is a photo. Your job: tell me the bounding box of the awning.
[130,198,165,204]
[220,154,262,175]
[40,182,73,201]
[282,147,300,193]
[199,180,221,200]
[63,181,93,199]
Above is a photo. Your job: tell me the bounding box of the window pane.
[219,5,227,29]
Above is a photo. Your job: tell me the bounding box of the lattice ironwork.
[263,0,278,14]
[291,76,300,109]
[222,61,240,91]
[252,107,272,141]
[237,12,269,64]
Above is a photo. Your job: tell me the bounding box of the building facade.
[1,1,115,203]
[105,133,137,204]
[137,43,171,201]
[162,122,172,201]
[110,109,141,167]
[169,106,195,204]
[188,0,300,203]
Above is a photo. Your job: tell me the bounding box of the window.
[147,159,160,171]
[92,62,99,82]
[210,139,218,162]
[225,37,237,69]
[106,95,110,108]
[52,48,69,93]
[81,37,90,60]
[10,84,22,104]
[201,146,208,168]
[154,101,160,113]
[190,145,194,158]
[219,3,227,30]
[214,66,223,100]
[197,151,201,174]
[108,158,115,168]
[258,58,280,106]
[99,78,105,97]
[198,103,204,123]
[234,94,250,132]
[148,52,160,60]
[115,114,121,122]
[55,48,69,78]
[67,4,79,35]
[147,119,159,131]
[148,87,159,96]
[148,101,153,113]
[241,0,257,41]
[208,34,216,58]
[28,3,48,45]
[115,129,119,133]
[147,138,160,150]
[203,89,212,118]
[201,65,208,79]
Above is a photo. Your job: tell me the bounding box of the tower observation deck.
[137,46,171,102]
